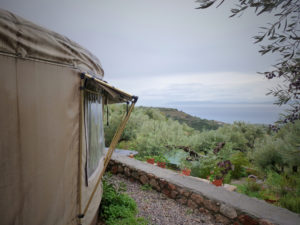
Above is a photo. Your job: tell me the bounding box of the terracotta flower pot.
[212,179,223,187]
[181,168,191,176]
[128,154,134,158]
[157,162,166,168]
[147,158,155,164]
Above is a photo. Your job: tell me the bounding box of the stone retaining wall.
[107,154,300,225]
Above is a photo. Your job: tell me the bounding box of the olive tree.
[196,0,300,124]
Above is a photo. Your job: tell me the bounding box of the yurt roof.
[0,8,104,77]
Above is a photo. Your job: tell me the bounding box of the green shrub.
[190,154,216,178]
[140,184,152,191]
[100,174,147,225]
[279,194,300,214]
[236,181,263,199]
[230,152,249,179]
[223,172,232,184]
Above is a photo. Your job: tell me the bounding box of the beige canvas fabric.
[0,55,103,225]
[0,8,103,77]
[0,8,134,225]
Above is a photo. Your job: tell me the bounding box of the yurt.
[0,9,137,225]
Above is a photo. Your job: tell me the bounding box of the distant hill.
[156,107,225,131]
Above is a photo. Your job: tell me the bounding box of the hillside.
[156,107,225,131]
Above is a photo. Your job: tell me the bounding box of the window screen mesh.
[84,82,105,180]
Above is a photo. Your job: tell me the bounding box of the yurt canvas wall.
[0,8,134,225]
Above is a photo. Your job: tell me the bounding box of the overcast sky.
[1,0,285,123]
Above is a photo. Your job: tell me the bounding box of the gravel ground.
[107,174,219,225]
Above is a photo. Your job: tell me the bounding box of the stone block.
[170,190,178,199]
[258,219,274,225]
[177,197,187,205]
[140,175,149,185]
[215,214,231,225]
[111,165,118,174]
[162,188,170,196]
[199,207,210,214]
[187,199,198,209]
[168,183,176,190]
[239,215,259,225]
[149,178,160,191]
[159,178,168,189]
[190,193,204,205]
[117,165,123,173]
[203,199,219,212]
[131,171,139,180]
[124,167,131,177]
[220,204,237,219]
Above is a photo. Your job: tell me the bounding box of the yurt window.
[84,81,105,180]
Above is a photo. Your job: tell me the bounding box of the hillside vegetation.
[104,104,300,213]
[155,107,224,131]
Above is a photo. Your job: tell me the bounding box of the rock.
[259,219,274,225]
[215,214,231,225]
[203,199,219,212]
[190,193,204,205]
[149,178,160,191]
[124,167,131,177]
[220,204,237,219]
[187,199,198,209]
[131,171,139,180]
[162,188,170,196]
[199,207,210,214]
[117,165,123,173]
[223,184,237,192]
[159,178,168,189]
[239,215,259,225]
[248,175,258,181]
[111,165,118,174]
[170,190,178,199]
[140,175,149,185]
[177,197,187,205]
[168,183,176,190]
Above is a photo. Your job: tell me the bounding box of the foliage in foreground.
[99,173,148,225]
[104,105,300,213]
[236,171,300,214]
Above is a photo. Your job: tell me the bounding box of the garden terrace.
[107,154,300,225]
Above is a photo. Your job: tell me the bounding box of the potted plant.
[180,159,192,176]
[154,155,169,168]
[146,156,155,164]
[209,167,223,186]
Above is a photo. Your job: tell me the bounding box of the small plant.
[100,173,148,225]
[186,209,193,215]
[140,184,152,191]
[154,155,169,163]
[223,171,232,184]
[230,152,249,179]
[279,194,300,214]
[180,159,192,170]
[209,167,223,182]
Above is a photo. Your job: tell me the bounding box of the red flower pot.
[181,168,191,176]
[147,158,155,164]
[157,162,166,168]
[212,179,223,187]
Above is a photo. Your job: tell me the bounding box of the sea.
[165,103,287,125]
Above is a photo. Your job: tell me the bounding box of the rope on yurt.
[77,76,85,222]
[106,96,109,126]
[82,96,138,216]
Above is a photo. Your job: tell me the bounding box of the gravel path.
[108,174,219,225]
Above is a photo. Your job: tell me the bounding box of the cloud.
[106,72,283,106]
